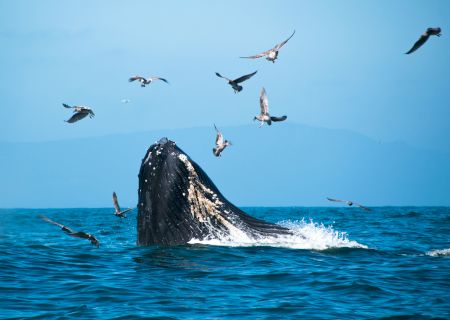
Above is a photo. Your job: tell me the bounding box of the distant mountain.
[1,123,449,208]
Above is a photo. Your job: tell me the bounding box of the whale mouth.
[137,138,291,246]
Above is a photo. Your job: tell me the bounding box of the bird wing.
[68,232,90,240]
[215,72,231,82]
[354,202,372,212]
[112,192,121,213]
[274,30,296,50]
[119,208,133,215]
[233,71,257,84]
[129,76,144,82]
[39,215,76,234]
[65,112,89,123]
[69,232,100,247]
[405,34,429,54]
[326,197,347,203]
[214,124,223,146]
[270,115,287,122]
[240,50,271,59]
[259,87,269,115]
[150,77,169,84]
[62,103,73,109]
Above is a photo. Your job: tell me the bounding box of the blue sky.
[1,1,449,207]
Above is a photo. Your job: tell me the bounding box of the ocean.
[0,207,449,319]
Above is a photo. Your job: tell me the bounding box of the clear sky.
[1,1,449,207]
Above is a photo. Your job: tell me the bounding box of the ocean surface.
[0,207,449,319]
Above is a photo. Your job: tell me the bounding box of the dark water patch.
[26,244,53,250]
[323,280,386,294]
[390,211,422,218]
[112,317,177,320]
[318,246,375,255]
[378,315,448,320]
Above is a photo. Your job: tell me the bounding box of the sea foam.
[189,219,368,250]
[426,248,450,257]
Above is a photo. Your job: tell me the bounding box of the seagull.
[326,197,371,212]
[63,103,95,123]
[121,99,131,104]
[241,30,295,63]
[39,215,100,247]
[254,87,287,127]
[112,192,133,218]
[405,27,442,54]
[212,124,232,157]
[128,76,169,87]
[215,71,257,93]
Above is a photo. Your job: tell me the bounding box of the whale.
[137,138,292,246]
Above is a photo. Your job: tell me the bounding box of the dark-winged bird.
[241,30,295,63]
[215,71,257,93]
[254,87,287,127]
[405,27,441,54]
[212,124,232,157]
[112,192,133,218]
[63,103,95,123]
[39,215,100,247]
[129,76,169,87]
[326,197,371,212]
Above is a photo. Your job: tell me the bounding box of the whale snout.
[143,137,179,166]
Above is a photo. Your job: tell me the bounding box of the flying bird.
[215,71,257,93]
[240,30,295,63]
[129,76,169,87]
[254,87,287,127]
[121,99,131,104]
[326,197,371,212]
[405,27,442,54]
[212,124,232,157]
[39,215,100,247]
[112,192,133,218]
[63,103,95,123]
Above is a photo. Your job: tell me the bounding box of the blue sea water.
[0,207,449,319]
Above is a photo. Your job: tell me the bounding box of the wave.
[189,219,368,250]
[426,248,450,257]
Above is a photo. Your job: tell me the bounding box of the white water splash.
[426,248,450,257]
[189,219,367,250]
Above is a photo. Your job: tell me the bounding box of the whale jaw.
[137,138,290,246]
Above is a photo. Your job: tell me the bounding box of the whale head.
[137,138,290,246]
